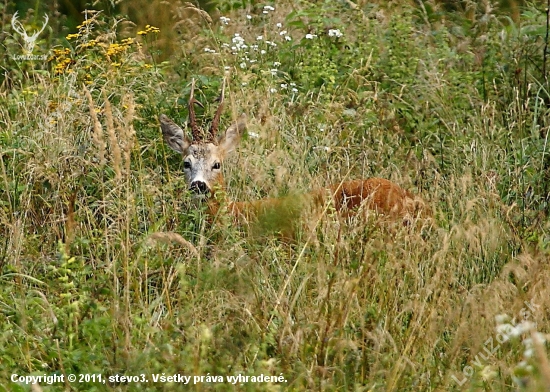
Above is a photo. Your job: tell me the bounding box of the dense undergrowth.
[0,0,549,390]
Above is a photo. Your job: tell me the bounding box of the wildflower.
[111,62,121,67]
[80,40,98,49]
[52,48,71,58]
[269,88,277,93]
[248,131,259,138]
[522,332,546,358]
[232,33,246,51]
[276,22,282,28]
[280,83,287,89]
[240,62,247,69]
[66,33,81,40]
[284,35,292,41]
[305,33,317,39]
[273,61,281,67]
[224,66,230,70]
[142,64,152,68]
[204,47,216,53]
[246,15,252,20]
[121,37,134,45]
[328,29,343,38]
[263,5,275,11]
[260,50,266,54]
[279,30,287,35]
[495,314,510,325]
[137,30,147,36]
[480,366,497,382]
[54,57,73,75]
[76,19,93,29]
[106,43,126,56]
[291,87,298,93]
[220,16,230,25]
[145,24,160,33]
[257,35,263,41]
[290,82,296,86]
[270,69,277,76]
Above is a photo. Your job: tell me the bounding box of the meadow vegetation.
[0,0,549,390]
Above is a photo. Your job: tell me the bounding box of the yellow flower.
[80,40,98,49]
[145,25,160,33]
[106,43,126,56]
[138,25,160,36]
[76,19,93,29]
[52,48,71,57]
[66,33,81,40]
[54,57,73,75]
[111,62,121,67]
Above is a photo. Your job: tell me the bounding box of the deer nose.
[190,181,209,195]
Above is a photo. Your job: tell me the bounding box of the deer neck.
[204,180,235,217]
[204,184,252,221]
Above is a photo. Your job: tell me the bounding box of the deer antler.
[209,78,226,142]
[11,12,27,37]
[188,78,203,141]
[32,14,49,40]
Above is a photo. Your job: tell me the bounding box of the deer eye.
[212,162,221,170]
[183,161,191,169]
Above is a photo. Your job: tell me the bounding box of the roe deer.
[160,79,427,232]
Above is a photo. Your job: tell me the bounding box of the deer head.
[11,11,49,54]
[160,79,246,196]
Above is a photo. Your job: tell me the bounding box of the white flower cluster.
[217,17,299,97]
[495,311,547,358]
[219,16,230,25]
[263,5,275,14]
[522,332,547,358]
[328,29,343,38]
[231,33,247,52]
[496,320,536,340]
[290,82,297,93]
[279,30,291,41]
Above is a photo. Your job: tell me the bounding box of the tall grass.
[0,1,549,391]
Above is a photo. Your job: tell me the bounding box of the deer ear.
[160,114,190,154]
[219,114,247,154]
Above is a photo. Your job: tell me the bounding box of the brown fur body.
[207,178,424,225]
